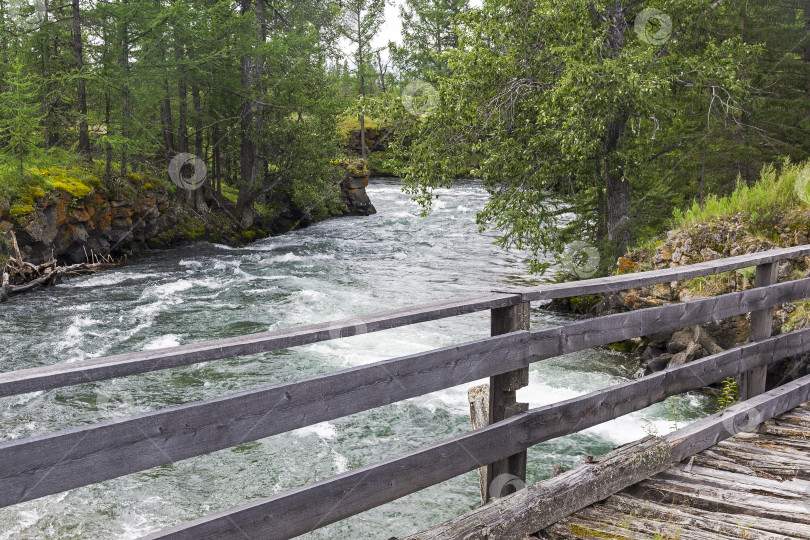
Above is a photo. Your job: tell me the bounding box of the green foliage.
[717,377,739,411]
[782,300,810,334]
[0,56,43,175]
[666,395,684,431]
[396,0,757,274]
[391,0,469,81]
[676,160,810,233]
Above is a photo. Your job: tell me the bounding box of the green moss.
[609,341,638,353]
[569,294,603,313]
[50,180,92,198]
[569,524,630,539]
[9,204,34,217]
[337,114,380,135]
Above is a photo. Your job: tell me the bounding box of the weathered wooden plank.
[561,499,802,540]
[665,373,810,462]
[624,473,810,524]
[514,244,810,302]
[0,292,521,397]
[141,408,534,540]
[467,384,489,506]
[0,331,532,508]
[741,262,779,400]
[401,437,674,540]
[138,330,810,540]
[487,301,530,501]
[529,278,810,358]
[604,493,810,539]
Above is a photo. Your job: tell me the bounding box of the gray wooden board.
[742,262,779,399]
[512,245,810,302]
[2,281,809,509]
[402,437,674,540]
[665,374,810,461]
[528,277,810,357]
[136,331,810,540]
[0,292,521,397]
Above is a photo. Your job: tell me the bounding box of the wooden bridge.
[2,245,810,539]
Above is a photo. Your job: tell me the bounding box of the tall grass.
[674,160,810,231]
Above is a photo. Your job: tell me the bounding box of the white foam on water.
[144,280,194,298]
[389,211,415,219]
[142,335,181,350]
[8,391,43,408]
[189,277,236,290]
[0,509,41,540]
[265,253,336,263]
[119,514,155,539]
[248,287,278,295]
[456,205,472,213]
[211,243,240,251]
[4,421,38,441]
[59,315,100,353]
[296,421,338,440]
[58,272,157,289]
[333,452,349,474]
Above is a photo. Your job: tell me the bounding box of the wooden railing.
[2,245,810,539]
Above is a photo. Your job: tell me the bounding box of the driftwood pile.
[1,231,118,302]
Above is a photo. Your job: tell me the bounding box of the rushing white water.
[0,178,712,539]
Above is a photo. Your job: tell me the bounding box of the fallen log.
[1,235,118,302]
[0,272,8,302]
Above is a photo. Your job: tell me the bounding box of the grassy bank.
[674,159,810,233]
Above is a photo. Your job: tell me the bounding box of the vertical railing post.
[485,300,530,502]
[739,262,778,401]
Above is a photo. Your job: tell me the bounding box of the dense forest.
[0,0,809,274]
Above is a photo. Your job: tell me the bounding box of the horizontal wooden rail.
[405,373,810,540]
[3,245,809,397]
[0,292,520,397]
[514,244,810,301]
[1,279,808,508]
[140,329,810,539]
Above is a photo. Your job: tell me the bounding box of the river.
[0,178,713,539]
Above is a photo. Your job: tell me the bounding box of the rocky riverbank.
[554,211,810,390]
[1,161,375,294]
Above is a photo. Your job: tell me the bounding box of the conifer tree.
[0,56,42,176]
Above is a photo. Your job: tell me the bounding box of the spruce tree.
[0,56,42,176]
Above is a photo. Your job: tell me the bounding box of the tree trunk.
[600,2,632,251]
[603,113,631,249]
[192,83,207,212]
[102,22,112,181]
[160,77,174,165]
[73,0,90,159]
[236,0,265,229]
[177,44,188,155]
[120,2,130,180]
[358,12,368,160]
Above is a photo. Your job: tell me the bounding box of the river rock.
[667,328,695,354]
[338,159,377,217]
[645,353,673,373]
[669,342,704,367]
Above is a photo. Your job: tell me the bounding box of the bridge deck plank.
[539,402,810,539]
